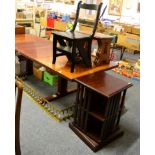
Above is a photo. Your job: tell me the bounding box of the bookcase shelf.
[86,115,103,142]
[89,111,106,122]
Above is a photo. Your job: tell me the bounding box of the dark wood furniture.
[52,1,102,72]
[15,34,118,101]
[69,71,133,152]
[15,80,23,155]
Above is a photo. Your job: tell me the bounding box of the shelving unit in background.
[15,0,35,28]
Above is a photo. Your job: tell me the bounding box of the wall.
[76,0,140,25]
[34,0,140,25]
[102,0,140,25]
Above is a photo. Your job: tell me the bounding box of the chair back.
[72,1,103,37]
[99,5,107,20]
[15,80,23,155]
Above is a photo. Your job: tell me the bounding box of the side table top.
[75,71,133,97]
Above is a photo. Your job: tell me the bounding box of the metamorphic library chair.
[52,1,103,72]
[15,80,23,155]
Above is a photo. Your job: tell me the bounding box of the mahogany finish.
[69,72,133,152]
[75,71,132,97]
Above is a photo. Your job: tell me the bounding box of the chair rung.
[56,45,72,53]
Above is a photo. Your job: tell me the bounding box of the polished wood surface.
[15,34,118,80]
[75,71,133,97]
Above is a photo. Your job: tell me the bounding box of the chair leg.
[71,62,75,73]
[87,40,92,67]
[52,35,57,64]
[15,142,21,155]
[77,40,91,67]
[71,41,76,73]
[66,54,72,61]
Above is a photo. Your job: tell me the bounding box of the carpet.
[16,76,76,122]
[112,59,140,81]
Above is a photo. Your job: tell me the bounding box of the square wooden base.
[69,122,124,152]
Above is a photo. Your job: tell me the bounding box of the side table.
[69,71,133,152]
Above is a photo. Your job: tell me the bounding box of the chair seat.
[52,31,91,40]
[52,1,103,72]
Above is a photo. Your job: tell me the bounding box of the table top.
[15,34,118,80]
[75,71,133,97]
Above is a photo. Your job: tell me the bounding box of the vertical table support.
[57,76,68,95]
[45,76,77,101]
[26,59,33,75]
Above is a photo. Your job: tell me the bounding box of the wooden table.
[15,34,118,101]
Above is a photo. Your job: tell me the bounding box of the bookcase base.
[69,122,124,152]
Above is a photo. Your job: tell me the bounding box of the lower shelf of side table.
[69,122,124,152]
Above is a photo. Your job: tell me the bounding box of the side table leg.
[116,90,127,126]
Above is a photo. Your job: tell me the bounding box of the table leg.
[26,59,33,75]
[57,76,68,95]
[16,55,33,75]
[45,76,77,101]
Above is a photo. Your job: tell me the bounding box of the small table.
[69,71,133,152]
